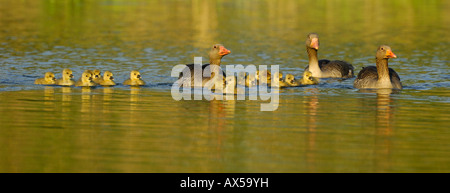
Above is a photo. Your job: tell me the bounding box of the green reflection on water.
[0,0,449,172]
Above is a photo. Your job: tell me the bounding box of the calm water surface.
[0,0,449,172]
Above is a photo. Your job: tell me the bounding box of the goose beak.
[386,50,397,58]
[310,38,319,50]
[219,46,231,56]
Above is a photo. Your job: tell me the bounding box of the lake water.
[0,0,449,172]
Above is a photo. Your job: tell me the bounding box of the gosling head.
[130,70,142,81]
[285,74,296,85]
[81,71,93,83]
[103,71,114,81]
[92,69,102,79]
[62,69,74,80]
[45,72,56,83]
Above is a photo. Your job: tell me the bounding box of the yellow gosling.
[300,70,319,85]
[92,69,102,84]
[75,71,97,87]
[34,72,56,85]
[123,70,145,86]
[99,71,116,86]
[56,68,75,86]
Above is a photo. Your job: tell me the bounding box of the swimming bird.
[34,72,56,85]
[299,70,319,85]
[123,70,145,86]
[279,71,319,87]
[256,70,272,85]
[353,45,402,89]
[98,71,116,86]
[304,33,354,78]
[178,44,231,87]
[75,71,97,87]
[56,69,75,86]
[279,74,297,87]
[92,69,102,84]
[77,70,92,83]
[223,75,237,94]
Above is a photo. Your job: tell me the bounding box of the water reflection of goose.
[304,33,354,78]
[375,89,394,170]
[304,89,319,172]
[374,89,394,135]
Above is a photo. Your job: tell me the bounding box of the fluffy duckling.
[77,70,92,82]
[92,69,102,84]
[223,75,237,94]
[75,71,97,87]
[256,70,272,85]
[280,71,319,87]
[280,74,297,87]
[236,72,257,87]
[98,71,116,86]
[56,68,75,86]
[300,70,319,85]
[123,70,145,86]
[34,72,56,85]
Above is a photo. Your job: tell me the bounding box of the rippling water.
[0,0,449,172]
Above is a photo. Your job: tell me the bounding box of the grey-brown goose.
[353,45,402,89]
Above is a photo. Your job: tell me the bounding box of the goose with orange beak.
[354,45,402,89]
[178,44,231,87]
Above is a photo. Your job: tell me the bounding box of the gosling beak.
[218,46,231,56]
[70,74,74,78]
[110,76,114,80]
[310,38,319,50]
[386,50,397,58]
[137,75,141,79]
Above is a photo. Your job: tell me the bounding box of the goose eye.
[214,45,217,48]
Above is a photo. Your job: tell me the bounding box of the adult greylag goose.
[304,33,354,78]
[178,44,231,87]
[353,45,402,89]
